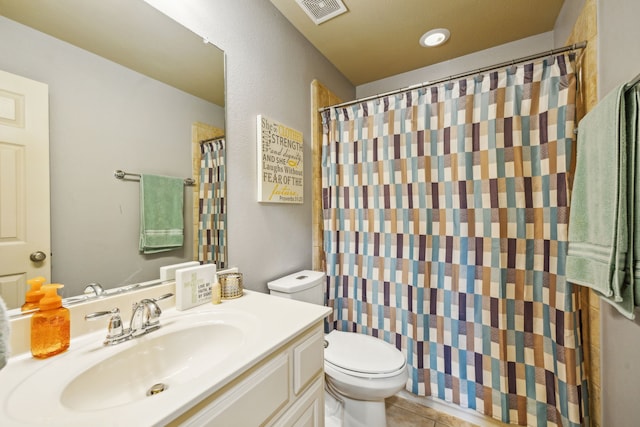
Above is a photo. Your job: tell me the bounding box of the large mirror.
[0,0,225,309]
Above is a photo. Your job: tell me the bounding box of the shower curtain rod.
[200,135,225,144]
[319,41,587,112]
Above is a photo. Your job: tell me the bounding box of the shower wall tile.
[566,0,599,425]
[311,80,343,271]
[588,307,601,388]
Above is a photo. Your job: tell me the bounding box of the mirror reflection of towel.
[0,296,9,370]
[139,174,184,254]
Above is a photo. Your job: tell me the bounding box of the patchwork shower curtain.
[321,53,587,426]
[198,138,227,267]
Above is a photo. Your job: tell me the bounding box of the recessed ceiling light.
[420,28,450,47]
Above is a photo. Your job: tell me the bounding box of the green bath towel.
[611,84,639,318]
[139,174,184,254]
[631,86,640,306]
[567,83,637,319]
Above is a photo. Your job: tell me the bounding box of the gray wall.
[553,0,587,47]
[598,0,640,425]
[139,0,356,293]
[1,0,356,296]
[0,16,224,297]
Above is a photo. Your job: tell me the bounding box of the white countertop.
[0,290,331,426]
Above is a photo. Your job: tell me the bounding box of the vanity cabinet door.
[168,322,326,427]
[293,328,324,395]
[270,326,324,427]
[270,377,324,427]
[178,353,290,426]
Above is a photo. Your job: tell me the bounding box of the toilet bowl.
[267,271,408,427]
[324,330,408,427]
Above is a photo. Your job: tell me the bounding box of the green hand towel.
[139,174,184,254]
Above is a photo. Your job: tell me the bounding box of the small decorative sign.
[174,264,216,311]
[257,115,304,203]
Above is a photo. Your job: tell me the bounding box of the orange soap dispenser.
[21,276,46,312]
[31,284,70,359]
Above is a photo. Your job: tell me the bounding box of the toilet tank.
[267,270,325,305]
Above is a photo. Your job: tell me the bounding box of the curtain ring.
[444,77,454,90]
[546,53,556,65]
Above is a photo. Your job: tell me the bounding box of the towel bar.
[114,170,195,186]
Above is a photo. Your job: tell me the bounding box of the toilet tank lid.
[267,270,325,292]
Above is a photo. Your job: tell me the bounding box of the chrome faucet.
[83,282,105,297]
[85,293,174,345]
[130,293,174,337]
[130,299,160,336]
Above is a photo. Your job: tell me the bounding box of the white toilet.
[268,270,408,427]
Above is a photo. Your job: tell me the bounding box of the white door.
[0,69,50,310]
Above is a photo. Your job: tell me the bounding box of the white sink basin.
[0,290,331,427]
[61,321,245,411]
[2,308,259,425]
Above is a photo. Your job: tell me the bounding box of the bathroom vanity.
[168,321,326,426]
[0,287,331,426]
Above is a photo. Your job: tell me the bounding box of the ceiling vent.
[296,0,348,25]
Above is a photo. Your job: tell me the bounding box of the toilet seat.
[324,330,406,379]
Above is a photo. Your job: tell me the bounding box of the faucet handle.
[151,293,174,303]
[85,308,132,345]
[85,307,119,321]
[130,293,173,312]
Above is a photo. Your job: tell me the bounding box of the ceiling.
[0,0,225,106]
[0,1,565,101]
[270,0,565,86]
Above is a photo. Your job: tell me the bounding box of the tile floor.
[326,392,508,426]
[386,395,505,427]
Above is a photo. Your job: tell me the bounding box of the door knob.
[30,251,47,262]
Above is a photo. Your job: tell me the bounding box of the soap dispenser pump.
[31,284,70,359]
[21,276,46,312]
